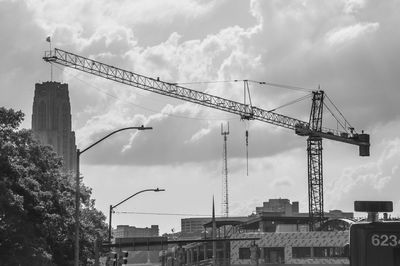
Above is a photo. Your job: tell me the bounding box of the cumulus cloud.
[5,0,397,167]
[325,120,400,215]
[185,127,212,144]
[272,178,294,189]
[343,0,366,14]
[27,0,217,31]
[0,0,49,127]
[326,22,379,46]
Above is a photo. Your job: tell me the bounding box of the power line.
[114,211,224,217]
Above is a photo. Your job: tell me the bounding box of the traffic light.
[110,251,118,266]
[122,250,129,264]
[350,201,400,266]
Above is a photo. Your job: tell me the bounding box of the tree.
[0,107,107,265]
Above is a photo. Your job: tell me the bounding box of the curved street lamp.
[108,188,166,243]
[74,126,152,266]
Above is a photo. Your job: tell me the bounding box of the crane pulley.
[43,48,370,229]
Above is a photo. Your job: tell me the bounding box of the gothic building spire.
[32,81,77,173]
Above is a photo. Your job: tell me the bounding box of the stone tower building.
[32,81,77,173]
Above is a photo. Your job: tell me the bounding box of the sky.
[1,0,400,234]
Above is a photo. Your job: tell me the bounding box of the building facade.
[32,81,77,173]
[230,231,349,265]
[181,218,211,234]
[114,225,160,238]
[112,225,161,265]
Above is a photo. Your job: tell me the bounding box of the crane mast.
[308,91,324,230]
[221,123,230,218]
[43,48,370,229]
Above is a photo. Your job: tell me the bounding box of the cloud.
[27,0,218,31]
[4,0,398,166]
[185,127,212,144]
[325,119,400,215]
[326,22,379,46]
[272,178,294,189]
[343,0,366,14]
[0,0,49,128]
[78,100,305,166]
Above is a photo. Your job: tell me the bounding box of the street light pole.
[74,149,80,266]
[74,126,152,266]
[108,188,165,244]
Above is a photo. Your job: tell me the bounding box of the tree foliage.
[0,107,107,265]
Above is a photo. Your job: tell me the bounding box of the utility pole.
[212,197,217,266]
[221,123,229,218]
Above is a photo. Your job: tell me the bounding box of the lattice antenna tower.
[221,122,230,217]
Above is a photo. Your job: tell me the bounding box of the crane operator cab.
[349,201,400,266]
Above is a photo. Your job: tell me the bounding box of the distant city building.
[181,216,249,239]
[255,198,299,216]
[325,209,354,219]
[112,225,161,264]
[32,81,76,173]
[167,199,355,266]
[114,225,159,238]
[181,217,210,234]
[255,198,353,220]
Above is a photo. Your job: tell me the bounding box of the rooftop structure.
[255,198,299,216]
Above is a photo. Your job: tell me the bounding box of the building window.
[314,247,345,258]
[263,247,284,264]
[292,247,311,258]
[239,248,251,259]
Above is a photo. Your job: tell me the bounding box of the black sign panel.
[350,222,400,266]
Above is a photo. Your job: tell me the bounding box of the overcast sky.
[1,0,400,234]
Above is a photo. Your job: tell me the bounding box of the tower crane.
[43,48,370,230]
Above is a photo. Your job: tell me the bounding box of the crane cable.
[52,63,238,121]
[237,80,313,177]
[245,79,313,93]
[324,93,356,133]
[177,79,313,93]
[245,127,249,176]
[268,93,313,112]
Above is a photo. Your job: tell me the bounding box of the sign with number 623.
[370,233,400,247]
